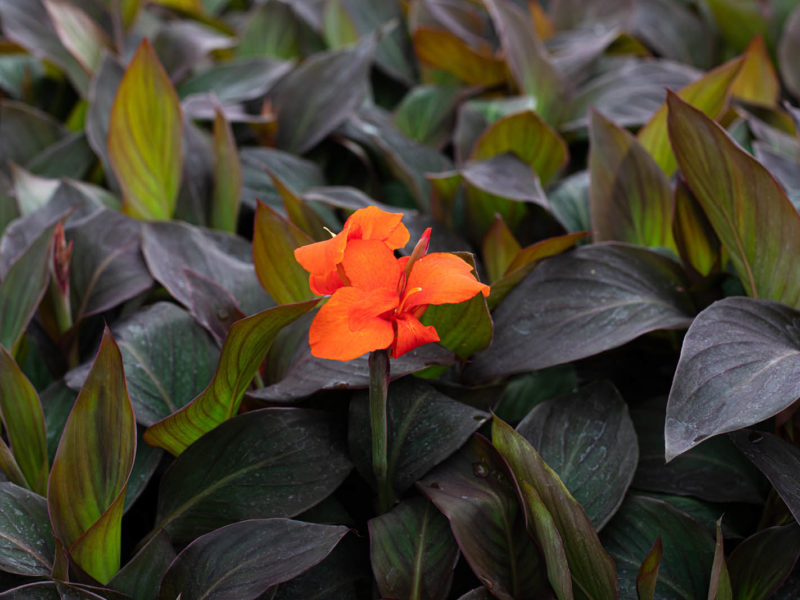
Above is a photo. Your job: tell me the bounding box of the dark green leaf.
[240,147,325,211]
[418,435,548,600]
[779,6,800,99]
[159,519,348,600]
[601,495,715,600]
[108,532,174,600]
[667,92,800,307]
[494,366,578,425]
[467,243,694,382]
[369,497,459,600]
[40,381,75,464]
[666,297,800,459]
[0,482,54,576]
[178,58,292,103]
[728,524,800,600]
[152,408,352,544]
[517,381,638,529]
[349,378,488,495]
[394,85,464,148]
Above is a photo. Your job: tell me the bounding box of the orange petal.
[309,287,398,361]
[345,206,410,249]
[294,231,348,276]
[402,252,490,310]
[340,239,402,291]
[308,269,346,296]
[392,312,439,358]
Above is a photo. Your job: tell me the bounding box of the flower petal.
[309,287,398,361]
[340,239,402,291]
[392,312,440,358]
[294,231,348,276]
[402,253,490,310]
[345,206,410,249]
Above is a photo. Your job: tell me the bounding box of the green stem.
[369,349,393,513]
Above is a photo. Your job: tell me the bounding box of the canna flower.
[294,207,490,361]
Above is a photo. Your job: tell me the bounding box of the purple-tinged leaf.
[730,430,800,525]
[668,92,800,307]
[708,520,732,600]
[185,269,245,342]
[516,381,638,530]
[672,180,720,278]
[85,53,124,182]
[0,222,54,351]
[482,216,520,284]
[152,408,352,543]
[369,497,459,600]
[492,418,619,600]
[47,328,136,584]
[0,348,48,494]
[108,532,174,600]
[466,243,694,382]
[210,106,242,233]
[730,36,779,107]
[636,537,662,600]
[270,36,375,153]
[143,300,317,456]
[0,482,54,576]
[178,57,292,104]
[779,6,800,99]
[462,153,548,207]
[728,524,800,600]
[418,435,549,600]
[589,110,675,251]
[601,495,714,599]
[350,378,489,495]
[159,519,348,600]
[666,297,800,459]
[412,27,506,86]
[43,0,111,74]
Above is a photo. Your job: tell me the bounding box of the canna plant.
[3,0,800,598]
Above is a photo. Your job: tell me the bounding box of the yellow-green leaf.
[413,27,506,87]
[729,35,779,107]
[108,38,183,220]
[638,56,743,175]
[143,300,318,456]
[44,0,111,74]
[210,106,242,233]
[47,328,136,584]
[482,215,521,284]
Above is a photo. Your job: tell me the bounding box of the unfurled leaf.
[43,0,111,74]
[0,347,48,494]
[730,431,800,525]
[252,201,314,305]
[0,222,54,351]
[47,328,136,584]
[492,418,618,600]
[483,0,564,124]
[666,297,800,459]
[143,300,317,456]
[517,381,638,529]
[467,243,694,382]
[412,28,505,86]
[471,110,568,185]
[210,106,242,233]
[638,57,742,175]
[601,495,714,599]
[270,36,375,153]
[636,537,662,600]
[729,36,779,106]
[488,231,588,309]
[728,524,800,600]
[108,39,183,220]
[0,482,54,576]
[159,519,348,600]
[672,180,720,278]
[152,408,351,543]
[419,435,549,600]
[589,110,675,251]
[349,378,488,495]
[369,497,459,600]
[667,92,800,307]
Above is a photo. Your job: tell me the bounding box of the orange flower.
[294,207,490,361]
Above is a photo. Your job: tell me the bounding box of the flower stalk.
[369,349,393,513]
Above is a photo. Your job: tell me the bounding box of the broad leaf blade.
[667,92,800,308]
[467,243,694,382]
[492,418,619,600]
[153,408,352,543]
[728,524,800,600]
[638,57,742,175]
[666,297,800,459]
[143,300,317,456]
[516,381,638,529]
[369,497,459,600]
[108,39,183,220]
[0,482,54,576]
[0,348,48,494]
[418,435,548,600]
[412,28,506,86]
[159,519,348,600]
[47,328,136,584]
